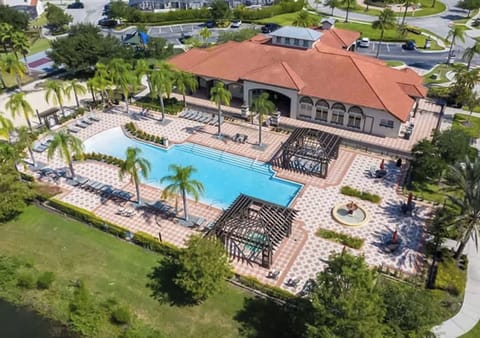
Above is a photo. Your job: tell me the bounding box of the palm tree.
[47,130,84,178]
[160,164,204,221]
[5,92,34,131]
[447,25,466,60]
[45,79,67,117]
[199,27,212,46]
[107,59,136,114]
[88,74,112,105]
[64,79,87,109]
[372,9,396,58]
[340,0,355,22]
[16,126,37,166]
[401,0,413,25]
[292,11,317,28]
[0,114,14,140]
[252,92,275,146]
[150,62,173,121]
[325,0,339,15]
[0,23,13,53]
[134,59,151,93]
[174,70,198,107]
[0,56,8,89]
[10,31,30,69]
[210,82,231,137]
[462,42,480,70]
[119,147,151,204]
[2,53,27,90]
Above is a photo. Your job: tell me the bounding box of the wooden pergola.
[206,194,297,268]
[270,128,342,178]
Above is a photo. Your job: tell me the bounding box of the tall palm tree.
[340,0,355,23]
[0,23,13,53]
[47,130,84,178]
[0,56,8,89]
[199,27,212,46]
[44,79,67,117]
[119,147,151,204]
[210,82,231,137]
[5,92,34,131]
[0,114,14,140]
[150,62,173,121]
[64,79,87,109]
[88,74,112,105]
[174,70,198,107]
[16,126,37,166]
[292,11,317,28]
[401,0,413,25]
[2,53,27,90]
[107,59,136,114]
[462,42,480,70]
[10,31,30,69]
[160,164,204,221]
[447,26,466,60]
[325,0,339,15]
[134,59,151,93]
[252,92,275,146]
[372,9,396,58]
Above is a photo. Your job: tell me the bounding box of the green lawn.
[1,72,34,89]
[337,0,446,18]
[386,60,405,67]
[453,113,480,138]
[28,38,51,55]
[0,206,248,337]
[423,64,455,85]
[255,11,320,26]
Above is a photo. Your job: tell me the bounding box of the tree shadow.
[145,257,196,306]
[234,297,312,338]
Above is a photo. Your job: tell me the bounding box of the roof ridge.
[280,61,305,90]
[329,30,347,48]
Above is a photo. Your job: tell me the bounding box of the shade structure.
[270,128,342,178]
[206,194,297,268]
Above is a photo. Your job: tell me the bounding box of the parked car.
[231,20,242,28]
[203,20,216,28]
[261,23,281,34]
[179,33,192,44]
[357,37,370,48]
[402,40,416,50]
[67,1,84,9]
[98,18,117,28]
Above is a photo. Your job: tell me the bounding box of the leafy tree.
[108,0,131,21]
[65,79,87,109]
[372,9,396,58]
[45,3,73,31]
[292,10,317,28]
[119,147,151,204]
[0,114,14,140]
[173,71,198,107]
[6,92,34,131]
[462,42,480,70]
[325,0,340,15]
[339,0,355,22]
[44,79,67,117]
[210,82,231,137]
[411,139,445,182]
[433,128,472,165]
[1,53,27,90]
[0,23,13,53]
[217,28,259,44]
[457,0,480,17]
[48,24,133,74]
[451,68,480,106]
[252,92,275,146]
[210,0,230,21]
[174,235,232,303]
[135,37,174,59]
[199,27,212,45]
[308,253,387,337]
[8,31,30,68]
[150,62,174,121]
[447,25,466,58]
[160,164,204,220]
[47,130,84,178]
[0,5,29,31]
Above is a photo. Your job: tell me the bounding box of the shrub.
[111,306,131,325]
[37,271,55,290]
[236,275,296,301]
[315,228,365,249]
[132,231,181,257]
[435,258,467,296]
[340,186,381,203]
[16,269,37,289]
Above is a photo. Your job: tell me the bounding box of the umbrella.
[380,159,385,170]
[392,229,398,244]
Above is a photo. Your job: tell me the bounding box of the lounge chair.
[33,143,48,153]
[74,176,89,186]
[67,125,80,133]
[75,121,88,129]
[240,135,248,144]
[81,118,93,125]
[88,114,100,122]
[190,112,202,121]
[65,178,80,187]
[232,133,240,142]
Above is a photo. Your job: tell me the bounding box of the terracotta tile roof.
[169,34,426,122]
[317,28,360,49]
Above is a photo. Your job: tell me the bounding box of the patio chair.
[240,135,248,144]
[81,118,93,125]
[232,133,240,142]
[88,114,100,122]
[33,143,48,153]
[74,176,89,186]
[74,121,88,129]
[67,125,80,134]
[267,270,280,280]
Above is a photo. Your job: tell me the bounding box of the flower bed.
[124,122,167,146]
[315,228,365,249]
[340,186,381,204]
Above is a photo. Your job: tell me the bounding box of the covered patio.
[270,128,342,178]
[206,194,297,268]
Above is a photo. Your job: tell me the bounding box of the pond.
[0,299,76,338]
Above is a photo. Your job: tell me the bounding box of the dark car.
[98,18,117,28]
[67,2,84,9]
[203,20,216,28]
[402,40,416,50]
[261,23,281,34]
[179,33,193,44]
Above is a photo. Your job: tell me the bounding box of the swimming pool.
[83,127,302,208]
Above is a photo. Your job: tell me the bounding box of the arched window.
[331,103,346,125]
[347,106,363,129]
[315,100,329,122]
[299,97,314,119]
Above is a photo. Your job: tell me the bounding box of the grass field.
[386,60,405,67]
[1,72,34,89]
[255,11,320,26]
[28,38,51,55]
[0,206,250,337]
[423,64,455,85]
[336,0,446,18]
[453,113,480,138]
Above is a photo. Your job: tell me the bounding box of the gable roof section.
[319,28,360,49]
[241,61,305,90]
[270,26,322,41]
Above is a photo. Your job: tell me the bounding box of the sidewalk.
[432,239,480,337]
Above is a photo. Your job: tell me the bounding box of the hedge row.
[340,186,381,204]
[125,122,166,146]
[132,231,181,257]
[236,275,296,302]
[73,153,124,167]
[315,228,364,249]
[134,97,183,115]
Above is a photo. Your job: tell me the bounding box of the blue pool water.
[83,127,302,208]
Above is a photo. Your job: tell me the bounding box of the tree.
[44,79,67,117]
[173,71,198,107]
[308,253,387,337]
[252,92,275,146]
[9,31,30,69]
[47,130,84,178]
[457,0,480,17]
[340,0,355,22]
[174,235,232,303]
[447,25,466,59]
[119,147,151,204]
[160,164,204,221]
[0,5,29,31]
[0,114,14,140]
[462,42,480,70]
[135,37,174,60]
[199,27,212,46]
[210,82,231,137]
[1,53,27,90]
[292,11,317,28]
[325,0,340,15]
[217,28,259,44]
[5,92,34,131]
[372,9,396,58]
[451,68,480,105]
[150,62,173,121]
[210,0,230,21]
[64,79,87,109]
[401,0,413,25]
[16,126,37,166]
[107,58,136,113]
[433,128,472,165]
[45,3,73,31]
[48,24,133,74]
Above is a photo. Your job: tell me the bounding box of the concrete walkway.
[432,239,480,337]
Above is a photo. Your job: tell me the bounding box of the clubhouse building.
[169,24,427,139]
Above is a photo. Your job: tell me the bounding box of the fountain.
[332,201,369,226]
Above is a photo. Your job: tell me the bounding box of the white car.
[357,37,370,48]
[231,20,242,28]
